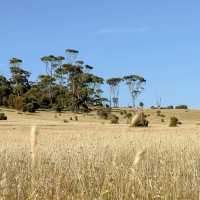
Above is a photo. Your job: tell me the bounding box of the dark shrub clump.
[0,113,7,120]
[22,103,37,113]
[63,119,68,123]
[156,110,161,116]
[125,112,133,124]
[120,111,124,115]
[169,117,180,127]
[97,108,111,120]
[110,114,119,124]
[160,114,166,118]
[74,116,78,121]
[175,105,188,109]
[54,105,63,113]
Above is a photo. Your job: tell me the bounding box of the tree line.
[0,49,146,112]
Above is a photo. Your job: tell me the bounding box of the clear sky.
[0,0,200,107]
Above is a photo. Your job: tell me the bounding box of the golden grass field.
[1,108,200,199]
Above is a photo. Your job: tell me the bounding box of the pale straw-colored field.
[1,108,200,199]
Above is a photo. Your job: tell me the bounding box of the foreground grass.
[0,124,200,199]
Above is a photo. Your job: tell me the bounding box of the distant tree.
[1,49,133,113]
[123,75,146,107]
[9,58,31,97]
[106,78,122,107]
[139,102,144,108]
[40,55,64,103]
[0,75,11,106]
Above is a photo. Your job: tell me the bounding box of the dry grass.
[1,109,200,199]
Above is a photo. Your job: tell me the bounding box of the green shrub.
[14,96,24,110]
[0,113,7,120]
[125,112,133,124]
[110,114,119,124]
[97,108,111,120]
[74,116,78,121]
[63,119,68,123]
[54,105,63,113]
[169,117,179,127]
[160,114,166,118]
[139,102,144,108]
[126,113,133,119]
[161,118,165,123]
[156,110,161,116]
[123,110,127,115]
[22,103,36,113]
[120,111,124,115]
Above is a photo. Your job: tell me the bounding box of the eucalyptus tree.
[81,73,104,99]
[54,56,65,86]
[91,76,104,106]
[62,60,104,111]
[36,74,58,108]
[123,75,146,107]
[65,49,79,64]
[62,62,82,111]
[74,73,104,110]
[106,77,122,107]
[40,55,65,103]
[9,57,23,68]
[9,58,31,97]
[84,64,93,73]
[0,75,11,106]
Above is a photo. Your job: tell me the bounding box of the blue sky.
[0,0,200,107]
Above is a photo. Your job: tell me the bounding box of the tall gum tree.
[123,75,146,107]
[106,78,122,107]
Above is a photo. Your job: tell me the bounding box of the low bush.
[97,108,111,120]
[110,114,119,124]
[125,112,133,124]
[120,111,124,115]
[54,105,63,113]
[123,110,127,115]
[22,103,36,113]
[0,113,7,120]
[14,96,24,110]
[160,114,166,118]
[63,119,68,123]
[169,117,179,127]
[156,110,161,116]
[74,116,78,121]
